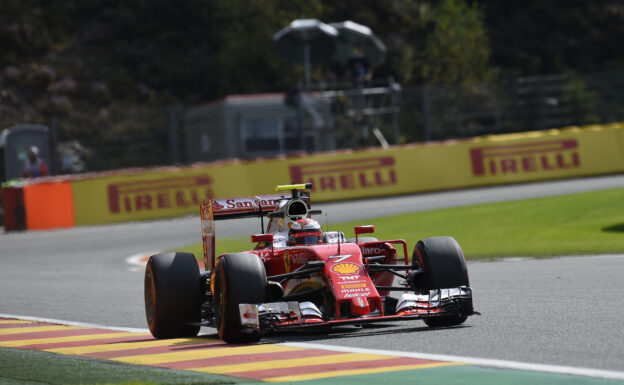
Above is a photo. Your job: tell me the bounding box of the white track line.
[280,341,624,380]
[3,313,624,381]
[0,313,149,334]
[125,251,159,272]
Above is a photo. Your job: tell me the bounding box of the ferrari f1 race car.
[144,184,477,343]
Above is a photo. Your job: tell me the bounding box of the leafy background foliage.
[0,0,622,167]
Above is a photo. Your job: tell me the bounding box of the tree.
[479,1,624,76]
[420,0,495,85]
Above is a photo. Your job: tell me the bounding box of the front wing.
[239,287,475,331]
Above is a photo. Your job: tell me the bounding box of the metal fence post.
[167,106,180,165]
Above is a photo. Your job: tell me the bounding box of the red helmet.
[288,218,322,245]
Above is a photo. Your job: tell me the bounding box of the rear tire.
[144,252,201,338]
[412,236,470,327]
[213,252,267,343]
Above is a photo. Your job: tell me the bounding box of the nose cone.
[350,297,370,316]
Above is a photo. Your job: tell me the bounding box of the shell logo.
[331,263,360,275]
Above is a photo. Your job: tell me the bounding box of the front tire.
[412,236,471,327]
[144,252,201,339]
[213,252,267,343]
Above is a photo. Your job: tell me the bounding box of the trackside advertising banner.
[72,163,292,225]
[72,122,624,226]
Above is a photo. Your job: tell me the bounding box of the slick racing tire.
[213,252,267,343]
[144,252,201,339]
[412,236,470,328]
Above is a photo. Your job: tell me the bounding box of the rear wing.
[200,185,312,271]
[200,195,284,272]
[207,194,287,220]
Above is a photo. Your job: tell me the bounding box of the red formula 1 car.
[144,184,476,342]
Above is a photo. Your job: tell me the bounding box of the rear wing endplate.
[200,200,216,271]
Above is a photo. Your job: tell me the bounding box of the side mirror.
[251,234,274,244]
[354,225,374,243]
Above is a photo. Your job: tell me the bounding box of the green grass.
[174,236,254,262]
[0,347,254,385]
[177,187,624,259]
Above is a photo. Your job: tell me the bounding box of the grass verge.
[0,347,253,385]
[175,187,624,259]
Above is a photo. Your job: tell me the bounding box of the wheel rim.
[213,268,224,331]
[144,267,156,324]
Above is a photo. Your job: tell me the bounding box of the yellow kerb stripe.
[0,325,77,335]
[0,320,34,325]
[112,344,304,365]
[0,332,139,348]
[264,361,466,382]
[191,352,394,375]
[46,336,213,355]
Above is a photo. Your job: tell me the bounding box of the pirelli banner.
[288,123,624,199]
[72,122,624,225]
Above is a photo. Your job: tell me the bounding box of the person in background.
[22,146,48,178]
[347,46,371,86]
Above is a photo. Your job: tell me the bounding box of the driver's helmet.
[288,218,322,245]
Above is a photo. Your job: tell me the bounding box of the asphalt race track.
[2,174,624,373]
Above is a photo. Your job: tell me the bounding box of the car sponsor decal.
[339,283,368,289]
[212,196,283,211]
[328,254,352,263]
[290,250,311,264]
[343,290,372,297]
[210,194,285,215]
[362,247,386,256]
[338,275,364,281]
[254,251,271,262]
[331,263,361,275]
[283,251,291,273]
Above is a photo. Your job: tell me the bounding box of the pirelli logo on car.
[470,139,580,176]
[289,156,397,192]
[107,175,214,214]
